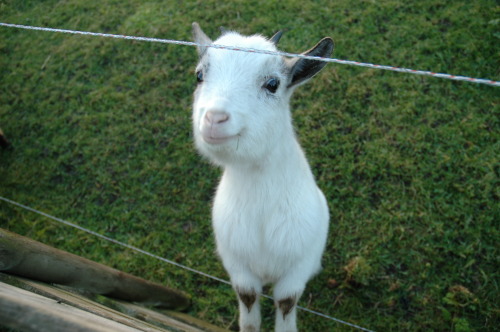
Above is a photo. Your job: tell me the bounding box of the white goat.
[192,22,333,332]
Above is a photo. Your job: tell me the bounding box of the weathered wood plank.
[0,274,172,332]
[0,228,190,310]
[0,281,148,332]
[116,301,230,332]
[0,273,229,332]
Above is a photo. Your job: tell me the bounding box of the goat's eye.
[263,77,280,93]
[196,70,204,83]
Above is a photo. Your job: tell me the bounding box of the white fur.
[192,24,332,332]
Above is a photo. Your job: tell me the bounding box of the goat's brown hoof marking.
[237,289,257,313]
[278,297,296,319]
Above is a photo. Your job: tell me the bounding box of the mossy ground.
[1,1,499,331]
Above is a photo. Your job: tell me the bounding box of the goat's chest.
[212,172,317,277]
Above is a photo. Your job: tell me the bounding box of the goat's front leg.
[274,293,300,332]
[273,269,310,332]
[227,266,263,332]
[235,286,261,332]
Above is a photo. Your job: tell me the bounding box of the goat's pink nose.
[205,110,229,125]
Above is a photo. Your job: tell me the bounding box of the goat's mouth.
[202,133,239,145]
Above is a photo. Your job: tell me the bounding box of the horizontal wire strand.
[0,196,231,286]
[0,22,499,87]
[0,195,374,332]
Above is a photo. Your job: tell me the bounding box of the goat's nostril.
[206,110,229,124]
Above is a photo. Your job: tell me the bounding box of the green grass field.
[1,1,498,331]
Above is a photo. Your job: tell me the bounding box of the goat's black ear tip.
[321,37,334,54]
[322,37,334,46]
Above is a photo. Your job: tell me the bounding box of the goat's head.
[191,22,333,166]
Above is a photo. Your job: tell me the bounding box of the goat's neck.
[223,135,311,184]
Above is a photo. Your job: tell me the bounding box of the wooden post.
[0,128,11,149]
[0,228,190,310]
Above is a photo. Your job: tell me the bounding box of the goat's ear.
[286,37,334,88]
[192,22,212,57]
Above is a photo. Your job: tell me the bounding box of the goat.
[191,22,333,332]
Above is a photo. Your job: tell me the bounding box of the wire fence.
[1,19,496,332]
[0,195,374,332]
[1,22,499,87]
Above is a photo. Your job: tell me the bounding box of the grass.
[0,0,499,331]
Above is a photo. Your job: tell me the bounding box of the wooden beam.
[0,273,229,332]
[0,281,148,332]
[115,302,230,332]
[0,228,190,310]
